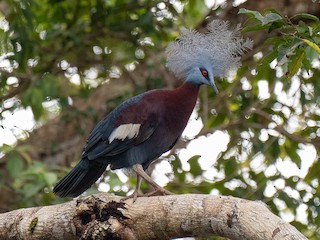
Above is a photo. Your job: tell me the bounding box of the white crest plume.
[166,20,253,79]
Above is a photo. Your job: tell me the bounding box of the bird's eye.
[200,68,209,80]
[201,70,208,76]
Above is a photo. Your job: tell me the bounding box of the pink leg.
[121,164,174,203]
[121,174,143,202]
[132,164,174,196]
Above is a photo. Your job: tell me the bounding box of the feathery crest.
[166,20,253,80]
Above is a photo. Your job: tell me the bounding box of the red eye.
[201,69,208,77]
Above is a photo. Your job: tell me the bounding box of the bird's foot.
[121,187,174,203]
[121,190,143,203]
[144,187,175,197]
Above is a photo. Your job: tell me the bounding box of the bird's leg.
[132,164,174,196]
[121,174,143,202]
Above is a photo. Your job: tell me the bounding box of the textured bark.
[0,194,306,240]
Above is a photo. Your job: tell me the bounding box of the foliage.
[0,144,61,208]
[0,1,320,239]
[0,0,175,119]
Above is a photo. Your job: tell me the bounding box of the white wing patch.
[108,124,141,144]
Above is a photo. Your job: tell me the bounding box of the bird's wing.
[82,94,158,160]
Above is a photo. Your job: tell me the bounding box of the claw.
[121,187,174,202]
[120,164,175,203]
[144,187,175,197]
[121,190,142,203]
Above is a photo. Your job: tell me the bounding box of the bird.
[53,20,252,201]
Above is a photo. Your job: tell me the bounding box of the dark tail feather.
[53,158,107,198]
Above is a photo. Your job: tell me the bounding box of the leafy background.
[0,0,319,239]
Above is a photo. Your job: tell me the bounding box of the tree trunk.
[0,194,306,240]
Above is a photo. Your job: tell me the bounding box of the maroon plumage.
[53,82,199,198]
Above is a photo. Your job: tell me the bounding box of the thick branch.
[0,194,306,240]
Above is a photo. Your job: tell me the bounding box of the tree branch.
[0,194,306,240]
[251,109,320,148]
[0,74,31,102]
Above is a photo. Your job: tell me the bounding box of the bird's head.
[166,20,253,94]
[184,58,218,94]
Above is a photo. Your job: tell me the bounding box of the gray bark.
[0,194,307,240]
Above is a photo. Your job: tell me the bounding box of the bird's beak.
[210,78,219,94]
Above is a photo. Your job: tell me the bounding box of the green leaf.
[302,38,320,54]
[287,49,305,78]
[270,138,280,159]
[284,141,302,168]
[224,157,237,176]
[21,183,44,199]
[239,8,263,20]
[239,8,283,25]
[170,155,186,182]
[31,89,45,120]
[304,160,320,182]
[6,154,24,178]
[0,144,13,154]
[302,53,312,72]
[43,172,57,186]
[188,155,202,177]
[291,13,319,22]
[107,172,123,188]
[268,20,286,32]
[206,114,227,128]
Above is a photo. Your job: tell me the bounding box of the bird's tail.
[53,158,107,198]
